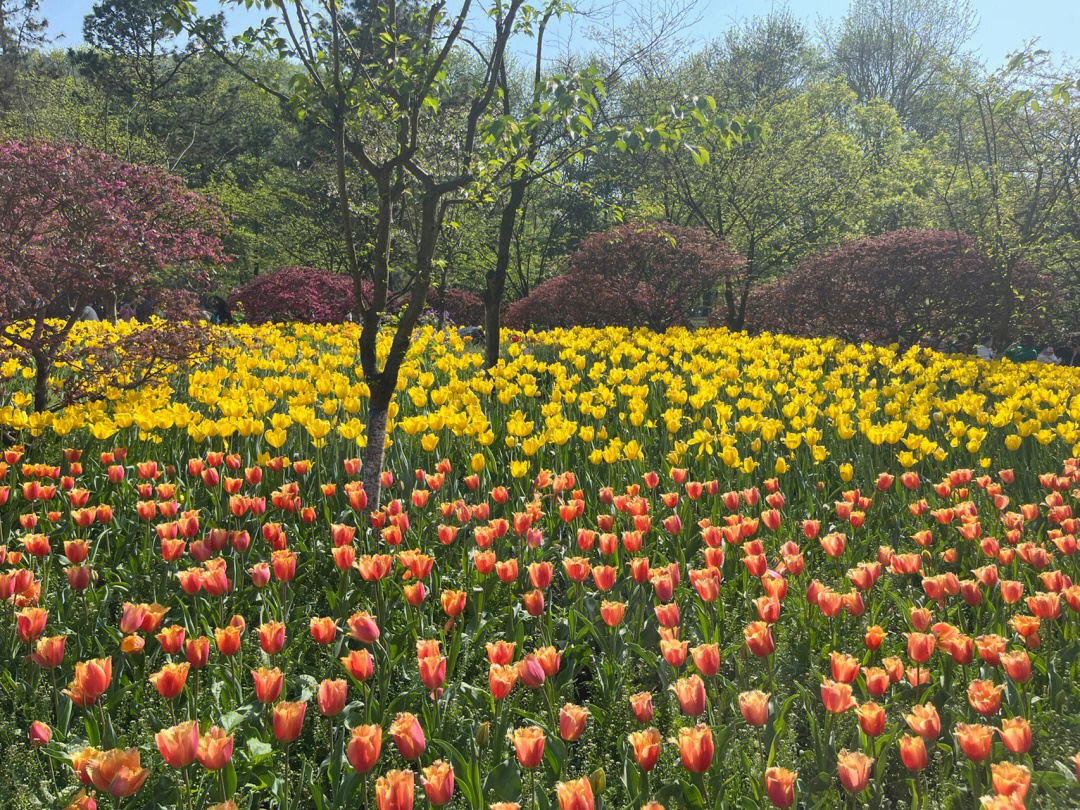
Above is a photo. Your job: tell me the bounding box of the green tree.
[823,0,976,133]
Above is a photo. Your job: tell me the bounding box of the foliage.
[2,322,1080,810]
[739,229,1055,345]
[230,266,356,324]
[506,224,743,331]
[0,138,227,411]
[426,286,484,327]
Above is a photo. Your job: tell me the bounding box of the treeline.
[1,0,1078,335]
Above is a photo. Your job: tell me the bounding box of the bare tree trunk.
[484,178,526,368]
[360,381,392,511]
[32,349,49,414]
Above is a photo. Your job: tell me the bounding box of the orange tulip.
[836,750,873,792]
[251,667,283,704]
[764,767,796,808]
[955,723,994,762]
[899,735,927,771]
[976,634,1006,666]
[559,703,589,741]
[418,653,447,692]
[489,664,517,699]
[390,712,426,760]
[855,702,885,737]
[28,720,50,746]
[486,640,516,665]
[906,632,935,663]
[522,589,545,615]
[214,626,241,656]
[863,625,884,651]
[512,726,545,768]
[149,662,189,700]
[1000,580,1024,604]
[670,674,707,716]
[347,611,380,644]
[744,621,774,657]
[272,701,306,743]
[310,617,337,645]
[628,728,661,771]
[739,690,770,727]
[155,721,200,769]
[600,600,625,626]
[197,727,233,770]
[864,667,889,697]
[441,589,466,617]
[555,776,594,810]
[318,678,348,716]
[70,746,101,785]
[87,748,149,797]
[341,649,374,682]
[676,724,714,773]
[375,769,415,810]
[16,607,47,644]
[999,717,1031,754]
[691,643,720,677]
[660,638,688,667]
[73,657,112,700]
[346,724,382,773]
[990,762,1030,798]
[1000,650,1032,683]
[185,637,210,668]
[421,760,454,806]
[65,790,97,810]
[968,680,1004,717]
[630,691,653,723]
[830,651,860,684]
[905,703,940,739]
[30,634,66,668]
[820,679,856,714]
[517,654,546,688]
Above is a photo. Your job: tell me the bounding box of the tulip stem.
[283,743,290,810]
[183,765,193,810]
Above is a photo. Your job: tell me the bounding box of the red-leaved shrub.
[426,286,484,326]
[505,223,742,330]
[230,266,356,324]
[739,230,1054,345]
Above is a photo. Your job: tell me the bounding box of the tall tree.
[0,139,227,411]
[79,0,222,143]
[823,0,976,131]
[171,0,627,508]
[0,0,45,108]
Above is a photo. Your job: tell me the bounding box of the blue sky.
[41,0,1076,69]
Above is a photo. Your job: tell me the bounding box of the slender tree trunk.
[32,349,50,414]
[360,381,393,511]
[484,178,526,368]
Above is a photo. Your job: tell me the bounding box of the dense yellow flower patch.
[3,322,1079,475]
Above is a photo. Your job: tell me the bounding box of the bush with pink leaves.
[426,286,484,326]
[230,266,357,324]
[505,223,742,330]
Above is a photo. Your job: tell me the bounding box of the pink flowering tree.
[0,139,228,412]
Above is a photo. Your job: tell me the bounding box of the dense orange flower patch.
[2,325,1080,809]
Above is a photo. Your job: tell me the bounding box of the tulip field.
[4,321,1080,810]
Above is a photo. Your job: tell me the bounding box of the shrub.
[505,223,743,330]
[230,266,356,324]
[739,229,1054,345]
[0,139,227,411]
[425,286,484,326]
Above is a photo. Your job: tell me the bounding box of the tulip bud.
[474,721,490,749]
[589,768,606,796]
